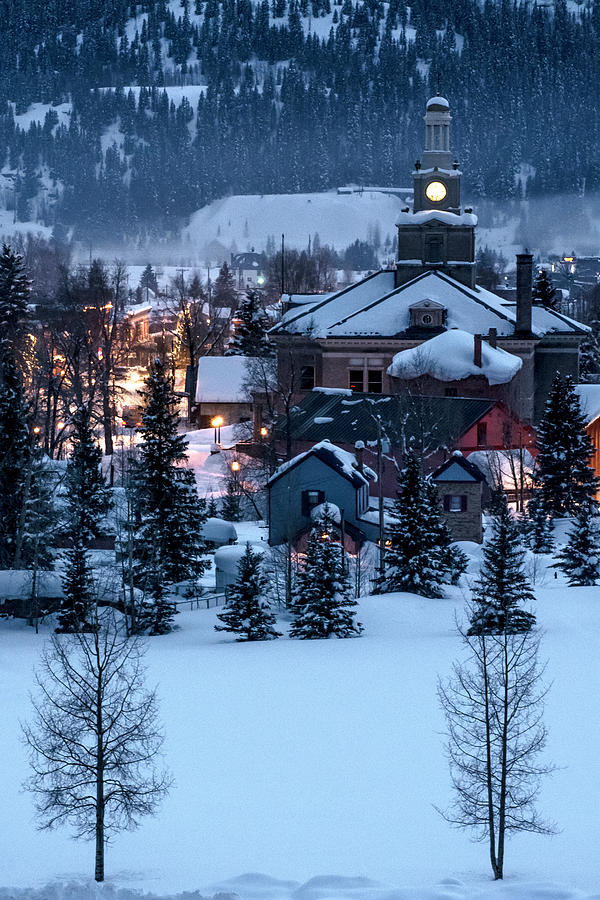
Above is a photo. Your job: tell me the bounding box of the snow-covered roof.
[201,518,238,543]
[432,452,487,484]
[195,356,250,404]
[387,329,522,386]
[271,269,587,340]
[395,210,478,227]
[575,384,600,424]
[214,542,266,576]
[268,439,377,488]
[0,570,64,600]
[427,95,449,109]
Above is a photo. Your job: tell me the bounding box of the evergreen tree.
[532,267,559,310]
[57,405,112,633]
[578,322,600,383]
[220,472,243,521]
[0,355,32,568]
[206,495,219,517]
[535,373,599,516]
[0,243,31,361]
[215,542,281,641]
[132,357,209,633]
[213,261,237,309]
[290,505,362,639]
[226,290,273,357]
[468,494,536,636]
[520,494,555,553]
[554,501,600,586]
[374,454,463,597]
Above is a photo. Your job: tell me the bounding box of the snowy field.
[0,541,598,899]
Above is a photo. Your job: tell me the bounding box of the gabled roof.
[432,452,487,484]
[268,439,376,489]
[195,356,250,403]
[272,389,496,454]
[270,268,587,340]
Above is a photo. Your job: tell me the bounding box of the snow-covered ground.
[0,540,598,899]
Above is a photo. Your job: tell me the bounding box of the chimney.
[488,327,497,349]
[516,252,533,334]
[354,440,365,474]
[474,333,483,368]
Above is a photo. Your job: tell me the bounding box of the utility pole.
[281,233,285,296]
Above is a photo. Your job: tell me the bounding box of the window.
[444,495,467,512]
[422,313,433,325]
[477,422,488,447]
[425,235,444,263]
[348,369,364,392]
[300,365,315,391]
[367,370,383,393]
[445,387,458,397]
[302,489,324,516]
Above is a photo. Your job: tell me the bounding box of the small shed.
[194,356,253,428]
[201,517,238,549]
[214,542,267,594]
[432,451,487,543]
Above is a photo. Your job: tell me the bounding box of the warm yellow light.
[211,415,224,428]
[260,426,268,437]
[231,460,240,472]
[57,421,64,429]
[563,257,574,263]
[33,426,40,434]
[129,370,140,382]
[425,180,447,202]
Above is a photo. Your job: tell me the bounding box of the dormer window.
[409,299,446,329]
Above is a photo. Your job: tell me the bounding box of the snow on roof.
[427,95,449,109]
[201,518,238,543]
[214,542,266,576]
[395,210,478,227]
[0,570,64,601]
[575,384,600,424]
[268,439,377,487]
[387,329,522,386]
[195,356,250,404]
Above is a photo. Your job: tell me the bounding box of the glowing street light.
[33,426,40,435]
[231,460,240,472]
[211,415,224,444]
[259,426,268,438]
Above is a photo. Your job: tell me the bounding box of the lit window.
[444,495,467,513]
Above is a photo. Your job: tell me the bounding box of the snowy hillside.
[0,543,598,898]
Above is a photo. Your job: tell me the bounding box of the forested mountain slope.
[1,0,599,243]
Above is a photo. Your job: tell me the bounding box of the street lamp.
[211,415,224,444]
[260,426,268,438]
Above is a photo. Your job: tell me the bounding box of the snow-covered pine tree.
[290,505,362,639]
[532,267,559,310]
[131,358,209,633]
[226,290,273,357]
[520,494,554,553]
[535,373,599,516]
[553,501,600,585]
[374,454,462,597]
[215,542,281,641]
[57,405,112,633]
[220,472,243,521]
[0,242,31,360]
[578,323,600,383]
[468,493,536,635]
[206,495,219,517]
[0,354,32,568]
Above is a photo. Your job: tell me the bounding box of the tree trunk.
[482,638,500,880]
[496,639,510,880]
[95,678,105,881]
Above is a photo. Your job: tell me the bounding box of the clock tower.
[395,95,476,289]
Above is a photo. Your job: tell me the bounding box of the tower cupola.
[423,95,452,169]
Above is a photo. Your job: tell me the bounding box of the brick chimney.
[474,333,483,368]
[516,252,533,334]
[354,440,365,474]
[488,327,497,349]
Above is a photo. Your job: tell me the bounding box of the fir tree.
[290,506,362,639]
[374,454,463,597]
[532,267,559,310]
[0,355,32,568]
[132,358,209,633]
[535,373,599,516]
[0,243,31,361]
[226,290,273,357]
[554,502,600,586]
[57,406,112,633]
[215,542,281,641]
[213,261,237,309]
[578,322,600,382]
[520,495,555,553]
[468,494,536,636]
[206,495,219,517]
[220,472,243,521]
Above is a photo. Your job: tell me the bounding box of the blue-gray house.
[267,440,379,549]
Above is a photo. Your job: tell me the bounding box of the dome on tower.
[426,95,450,112]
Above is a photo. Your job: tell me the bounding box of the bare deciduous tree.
[22,613,171,882]
[438,623,555,880]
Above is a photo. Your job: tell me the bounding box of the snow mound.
[575,383,600,424]
[387,329,522,386]
[310,502,342,525]
[201,518,238,544]
[214,542,266,575]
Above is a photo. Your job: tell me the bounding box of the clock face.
[425,180,447,203]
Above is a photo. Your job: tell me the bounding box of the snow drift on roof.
[195,356,250,404]
[575,383,600,424]
[395,210,478,227]
[387,329,522,386]
[269,439,376,486]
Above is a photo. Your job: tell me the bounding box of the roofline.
[268,445,372,488]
